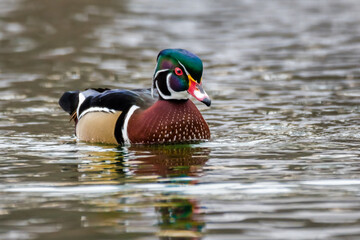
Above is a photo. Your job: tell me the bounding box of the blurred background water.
[1,0,360,239]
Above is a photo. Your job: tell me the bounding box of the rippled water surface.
[1,0,360,239]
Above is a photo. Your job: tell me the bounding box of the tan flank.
[76,111,122,144]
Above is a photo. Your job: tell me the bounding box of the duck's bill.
[187,76,211,107]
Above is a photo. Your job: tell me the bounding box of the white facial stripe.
[178,61,190,76]
[153,62,194,100]
[166,73,189,100]
[152,69,169,98]
[153,68,169,79]
[78,107,116,119]
[155,73,189,100]
[155,80,168,99]
[122,105,140,145]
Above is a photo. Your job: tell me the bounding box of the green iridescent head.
[152,49,211,106]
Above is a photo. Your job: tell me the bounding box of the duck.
[59,49,211,145]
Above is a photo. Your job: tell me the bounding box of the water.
[1,0,360,239]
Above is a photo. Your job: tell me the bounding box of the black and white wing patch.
[59,88,154,145]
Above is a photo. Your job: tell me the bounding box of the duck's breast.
[127,100,210,144]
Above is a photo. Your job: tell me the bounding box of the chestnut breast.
[127,100,210,144]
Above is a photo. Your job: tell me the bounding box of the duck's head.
[152,49,211,107]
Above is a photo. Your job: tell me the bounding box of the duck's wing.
[59,88,157,121]
[59,88,157,145]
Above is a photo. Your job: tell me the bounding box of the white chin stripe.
[155,73,189,100]
[122,105,140,145]
[152,68,169,98]
[155,78,189,100]
[78,107,115,119]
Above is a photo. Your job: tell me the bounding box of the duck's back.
[59,88,155,144]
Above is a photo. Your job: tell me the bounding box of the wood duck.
[59,49,211,145]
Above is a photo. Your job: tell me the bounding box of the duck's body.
[59,49,211,145]
[128,99,210,144]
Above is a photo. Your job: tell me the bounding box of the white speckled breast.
[127,100,210,144]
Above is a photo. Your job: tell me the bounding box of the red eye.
[174,67,183,76]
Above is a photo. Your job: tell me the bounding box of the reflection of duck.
[156,197,204,240]
[77,146,127,183]
[78,145,210,182]
[128,145,210,178]
[78,146,209,238]
[59,49,211,145]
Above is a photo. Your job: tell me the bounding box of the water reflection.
[77,146,127,183]
[156,197,204,240]
[128,145,210,178]
[79,145,210,183]
[75,145,209,239]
